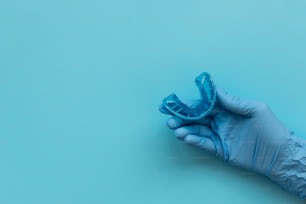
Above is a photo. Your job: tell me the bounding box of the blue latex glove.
[159,87,306,199]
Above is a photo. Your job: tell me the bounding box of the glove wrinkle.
[269,133,306,199]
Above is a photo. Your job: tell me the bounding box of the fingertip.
[167,117,178,129]
[184,134,201,145]
[184,135,216,153]
[167,116,185,129]
[174,127,188,139]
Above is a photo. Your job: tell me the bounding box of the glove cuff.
[268,132,306,199]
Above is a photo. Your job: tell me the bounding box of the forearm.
[269,133,306,199]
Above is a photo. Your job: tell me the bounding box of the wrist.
[268,132,306,199]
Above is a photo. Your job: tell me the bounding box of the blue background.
[1,0,306,203]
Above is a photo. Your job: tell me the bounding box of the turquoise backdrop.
[1,0,306,203]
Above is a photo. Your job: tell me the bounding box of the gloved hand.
[159,87,306,199]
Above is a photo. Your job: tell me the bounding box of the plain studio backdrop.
[1,0,306,203]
